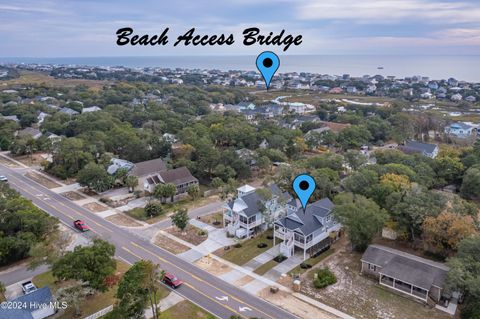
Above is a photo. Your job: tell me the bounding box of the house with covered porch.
[361,244,454,308]
[274,198,341,260]
[223,184,291,238]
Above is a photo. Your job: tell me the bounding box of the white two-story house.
[223,184,292,238]
[274,198,341,260]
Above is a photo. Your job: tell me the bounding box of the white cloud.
[297,0,480,24]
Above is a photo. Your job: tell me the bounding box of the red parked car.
[73,219,89,232]
[162,272,182,288]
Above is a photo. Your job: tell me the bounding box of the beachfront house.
[223,184,291,238]
[274,198,341,260]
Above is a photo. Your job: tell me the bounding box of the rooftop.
[362,244,449,290]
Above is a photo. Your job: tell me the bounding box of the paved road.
[0,164,299,319]
[0,264,49,286]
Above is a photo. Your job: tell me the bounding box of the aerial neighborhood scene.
[1,1,480,319]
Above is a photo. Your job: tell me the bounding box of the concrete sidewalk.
[143,291,184,318]
[243,245,280,271]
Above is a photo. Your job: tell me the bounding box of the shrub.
[145,202,164,217]
[257,243,268,248]
[313,267,337,289]
[273,254,287,263]
[99,197,111,204]
[197,229,208,236]
[300,262,312,269]
[266,235,274,240]
[234,243,242,248]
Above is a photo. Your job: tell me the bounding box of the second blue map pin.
[292,174,316,213]
[256,51,280,90]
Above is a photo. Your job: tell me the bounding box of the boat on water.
[377,66,384,70]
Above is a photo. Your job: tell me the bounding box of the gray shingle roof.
[449,122,473,130]
[275,198,334,235]
[158,167,197,186]
[130,158,167,177]
[0,286,54,319]
[362,245,449,290]
[402,140,438,155]
[230,184,291,218]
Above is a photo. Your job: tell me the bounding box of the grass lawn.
[253,259,278,275]
[289,249,334,276]
[125,207,169,223]
[214,231,275,265]
[32,260,169,319]
[158,300,214,319]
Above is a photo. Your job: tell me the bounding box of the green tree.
[56,283,95,317]
[333,193,388,251]
[77,162,114,193]
[144,202,164,217]
[52,239,116,292]
[211,177,224,189]
[460,167,480,199]
[343,169,378,196]
[338,125,372,150]
[171,208,189,231]
[154,183,177,203]
[116,260,164,319]
[187,184,200,200]
[446,236,480,318]
[344,150,367,171]
[125,175,139,193]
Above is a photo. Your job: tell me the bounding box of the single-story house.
[107,158,135,175]
[0,114,20,123]
[128,158,167,192]
[58,107,79,116]
[399,140,439,158]
[0,286,56,319]
[81,106,102,113]
[445,122,476,138]
[151,166,198,195]
[361,245,450,305]
[274,198,341,260]
[17,127,43,140]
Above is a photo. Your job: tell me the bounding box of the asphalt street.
[0,163,299,319]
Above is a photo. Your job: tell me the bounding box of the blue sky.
[0,0,479,57]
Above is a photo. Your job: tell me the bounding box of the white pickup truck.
[21,281,37,294]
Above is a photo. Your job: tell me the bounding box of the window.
[368,264,377,272]
[239,215,248,223]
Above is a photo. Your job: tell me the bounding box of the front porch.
[274,224,339,260]
[379,273,428,302]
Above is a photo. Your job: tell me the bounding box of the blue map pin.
[292,174,316,213]
[256,51,280,90]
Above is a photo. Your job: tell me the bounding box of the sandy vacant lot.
[105,213,142,227]
[299,250,453,319]
[194,256,232,276]
[25,171,61,189]
[154,233,190,254]
[82,202,109,212]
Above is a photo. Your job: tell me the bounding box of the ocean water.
[1,55,480,82]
